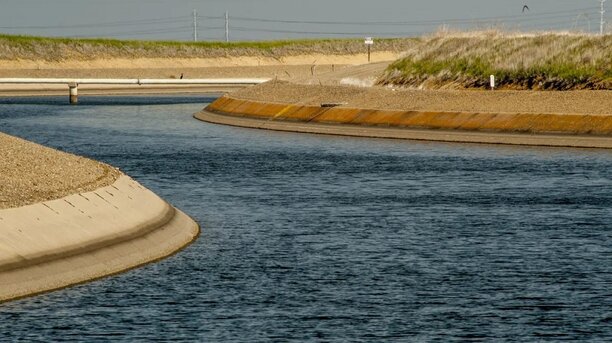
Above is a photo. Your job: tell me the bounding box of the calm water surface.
[0,96,611,342]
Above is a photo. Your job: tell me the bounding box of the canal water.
[0,95,611,341]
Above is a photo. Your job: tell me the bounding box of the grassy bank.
[378,32,612,90]
[0,34,415,61]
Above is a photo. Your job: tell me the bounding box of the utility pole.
[601,0,607,35]
[225,11,229,42]
[193,9,198,42]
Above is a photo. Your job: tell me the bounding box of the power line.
[519,18,595,29]
[73,27,193,39]
[473,12,601,24]
[65,23,224,40]
[0,17,190,30]
[229,12,596,37]
[231,26,424,37]
[230,7,599,26]
[0,15,225,30]
[0,7,604,41]
[2,8,588,31]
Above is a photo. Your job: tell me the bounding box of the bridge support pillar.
[68,82,78,104]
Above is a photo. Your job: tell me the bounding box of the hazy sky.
[0,0,606,41]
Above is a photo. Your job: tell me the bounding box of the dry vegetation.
[378,31,612,90]
[0,34,415,61]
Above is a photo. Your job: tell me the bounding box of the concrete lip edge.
[196,99,612,149]
[0,175,200,303]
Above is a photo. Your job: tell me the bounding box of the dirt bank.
[0,53,398,96]
[0,52,398,71]
[0,65,337,80]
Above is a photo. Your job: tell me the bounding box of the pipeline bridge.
[0,78,269,104]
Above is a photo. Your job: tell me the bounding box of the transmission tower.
[225,11,229,42]
[601,0,607,35]
[193,9,198,42]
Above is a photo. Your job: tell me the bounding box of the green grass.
[379,32,612,90]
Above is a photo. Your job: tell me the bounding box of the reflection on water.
[0,96,611,341]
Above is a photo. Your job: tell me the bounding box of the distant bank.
[0,34,405,79]
[197,81,612,149]
[0,34,405,96]
[0,32,609,90]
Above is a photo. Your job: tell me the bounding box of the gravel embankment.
[0,65,339,80]
[0,132,120,209]
[232,81,612,115]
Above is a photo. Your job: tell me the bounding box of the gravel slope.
[0,65,339,80]
[233,81,612,115]
[0,132,120,209]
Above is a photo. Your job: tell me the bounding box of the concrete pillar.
[68,82,78,104]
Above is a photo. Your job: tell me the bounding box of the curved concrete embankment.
[197,95,612,149]
[0,174,199,303]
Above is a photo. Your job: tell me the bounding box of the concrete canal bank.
[0,133,199,302]
[197,83,612,149]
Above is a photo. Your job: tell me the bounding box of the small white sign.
[364,37,374,45]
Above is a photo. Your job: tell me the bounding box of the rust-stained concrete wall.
[0,175,199,303]
[206,95,612,136]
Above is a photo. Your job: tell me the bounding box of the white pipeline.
[0,78,269,85]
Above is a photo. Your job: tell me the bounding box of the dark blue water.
[1,95,611,342]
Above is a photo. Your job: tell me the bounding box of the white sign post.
[364,37,374,62]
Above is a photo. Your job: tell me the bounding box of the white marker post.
[490,75,495,90]
[364,37,374,62]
